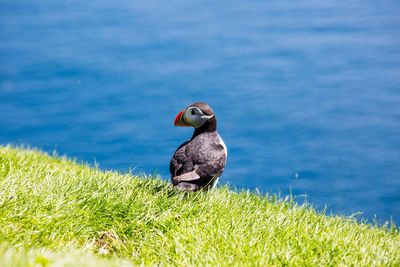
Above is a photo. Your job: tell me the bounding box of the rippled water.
[1,1,399,223]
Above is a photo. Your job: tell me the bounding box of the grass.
[0,245,133,267]
[0,146,399,266]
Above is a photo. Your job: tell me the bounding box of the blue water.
[1,1,399,224]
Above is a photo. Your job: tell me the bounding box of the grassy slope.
[0,146,399,266]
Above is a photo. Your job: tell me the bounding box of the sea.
[1,0,399,224]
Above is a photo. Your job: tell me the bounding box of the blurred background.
[1,1,399,223]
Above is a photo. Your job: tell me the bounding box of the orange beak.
[174,110,191,127]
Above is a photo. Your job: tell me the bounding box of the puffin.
[170,102,227,191]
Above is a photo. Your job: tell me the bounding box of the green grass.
[0,244,133,267]
[0,146,399,266]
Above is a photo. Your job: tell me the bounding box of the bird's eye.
[191,109,196,115]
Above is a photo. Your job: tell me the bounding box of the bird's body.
[170,102,227,191]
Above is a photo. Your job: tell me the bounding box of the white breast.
[218,135,228,159]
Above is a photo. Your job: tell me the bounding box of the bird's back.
[170,131,226,190]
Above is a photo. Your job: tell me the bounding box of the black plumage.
[170,102,227,191]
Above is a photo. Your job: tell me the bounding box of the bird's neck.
[191,116,217,139]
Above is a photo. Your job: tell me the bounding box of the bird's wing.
[194,152,226,180]
[171,170,201,182]
[169,141,190,177]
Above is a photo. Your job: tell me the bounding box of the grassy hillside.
[0,146,399,266]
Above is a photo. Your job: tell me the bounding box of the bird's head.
[174,102,216,129]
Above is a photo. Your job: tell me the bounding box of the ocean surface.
[1,1,399,223]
